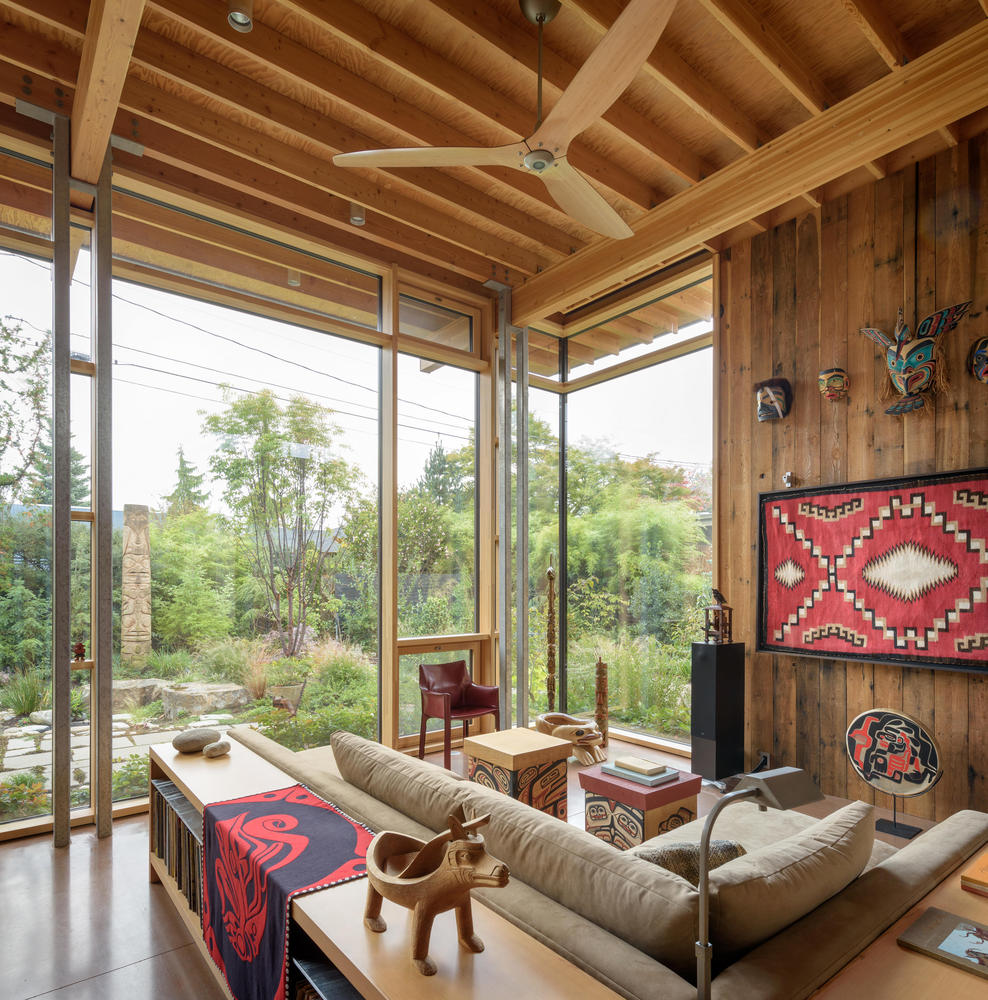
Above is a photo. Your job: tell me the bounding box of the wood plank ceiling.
[0,0,986,371]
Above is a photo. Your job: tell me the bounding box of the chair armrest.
[463,682,499,708]
[421,690,452,718]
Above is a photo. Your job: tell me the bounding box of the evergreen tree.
[21,417,90,506]
[163,447,208,516]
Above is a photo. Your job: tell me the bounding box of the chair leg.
[492,708,500,732]
[418,710,427,759]
[443,714,452,771]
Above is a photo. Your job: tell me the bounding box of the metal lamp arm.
[696,786,763,1000]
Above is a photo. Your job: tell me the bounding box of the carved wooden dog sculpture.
[536,712,607,765]
[363,808,509,975]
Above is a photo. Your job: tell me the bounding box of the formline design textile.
[758,468,988,670]
[203,784,373,1000]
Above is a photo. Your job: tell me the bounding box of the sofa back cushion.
[330,731,463,832]
[456,780,700,980]
[709,800,874,965]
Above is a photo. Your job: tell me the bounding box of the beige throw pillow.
[709,800,874,964]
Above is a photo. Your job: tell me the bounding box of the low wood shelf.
[149,739,621,1000]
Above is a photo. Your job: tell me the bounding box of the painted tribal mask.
[754,378,792,421]
[818,368,849,401]
[970,337,988,383]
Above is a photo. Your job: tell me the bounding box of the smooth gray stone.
[171,728,221,753]
[202,739,231,759]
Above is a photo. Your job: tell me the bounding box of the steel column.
[51,113,71,848]
[515,326,529,729]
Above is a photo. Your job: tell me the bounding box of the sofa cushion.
[330,730,464,833]
[456,780,700,981]
[637,840,746,886]
[709,800,874,964]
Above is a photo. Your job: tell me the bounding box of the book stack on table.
[960,848,988,898]
[600,756,679,787]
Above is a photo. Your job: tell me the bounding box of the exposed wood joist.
[70,0,144,206]
[695,0,885,180]
[511,19,988,326]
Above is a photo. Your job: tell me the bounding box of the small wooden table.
[812,858,988,997]
[578,765,702,850]
[463,728,570,819]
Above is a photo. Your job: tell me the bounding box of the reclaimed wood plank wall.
[715,131,988,820]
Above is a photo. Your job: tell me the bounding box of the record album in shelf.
[758,468,988,672]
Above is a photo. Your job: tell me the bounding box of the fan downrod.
[520,0,561,25]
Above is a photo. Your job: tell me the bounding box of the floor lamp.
[696,767,823,1000]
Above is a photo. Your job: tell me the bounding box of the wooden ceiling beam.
[510,20,988,326]
[70,0,144,207]
[422,0,709,186]
[839,2,960,150]
[131,29,577,259]
[276,0,658,212]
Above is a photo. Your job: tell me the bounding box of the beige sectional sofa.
[228,726,988,1000]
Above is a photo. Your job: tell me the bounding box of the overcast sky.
[2,248,711,513]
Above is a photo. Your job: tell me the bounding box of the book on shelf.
[960,848,988,898]
[601,763,679,786]
[613,755,668,776]
[897,906,988,979]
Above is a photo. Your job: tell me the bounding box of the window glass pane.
[70,238,93,361]
[526,330,561,380]
[0,248,53,825]
[399,294,472,352]
[565,349,713,743]
[113,282,380,765]
[69,521,92,809]
[396,355,477,638]
[398,648,475,738]
[69,373,92,509]
[527,389,560,720]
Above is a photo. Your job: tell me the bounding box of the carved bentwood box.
[464,729,571,820]
[578,766,703,851]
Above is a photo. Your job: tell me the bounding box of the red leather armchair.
[418,660,500,770]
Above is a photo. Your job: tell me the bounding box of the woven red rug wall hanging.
[758,468,988,671]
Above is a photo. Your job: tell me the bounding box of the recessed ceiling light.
[228,0,253,32]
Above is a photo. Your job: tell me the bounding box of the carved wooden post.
[595,657,609,748]
[121,504,152,667]
[545,558,556,712]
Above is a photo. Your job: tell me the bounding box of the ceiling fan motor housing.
[524,148,556,172]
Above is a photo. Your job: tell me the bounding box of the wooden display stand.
[149,739,620,1000]
[578,765,702,850]
[463,728,570,819]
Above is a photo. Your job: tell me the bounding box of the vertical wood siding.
[714,132,988,820]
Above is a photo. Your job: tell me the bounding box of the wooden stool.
[464,729,570,819]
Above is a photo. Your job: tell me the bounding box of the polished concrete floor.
[0,737,931,1000]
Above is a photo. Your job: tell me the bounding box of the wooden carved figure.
[860,302,971,414]
[535,712,606,765]
[595,657,609,748]
[363,808,509,975]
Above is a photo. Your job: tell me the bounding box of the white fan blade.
[540,159,633,239]
[531,0,677,152]
[334,143,526,169]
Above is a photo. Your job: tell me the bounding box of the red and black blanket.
[202,784,373,1000]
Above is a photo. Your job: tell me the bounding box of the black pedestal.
[691,642,745,781]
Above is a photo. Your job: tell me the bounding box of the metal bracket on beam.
[110,134,144,157]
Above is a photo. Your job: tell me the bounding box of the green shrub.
[111,753,149,800]
[0,671,49,717]
[131,699,164,723]
[252,704,375,751]
[0,772,49,820]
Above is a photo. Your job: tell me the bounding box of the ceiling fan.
[333,0,678,240]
